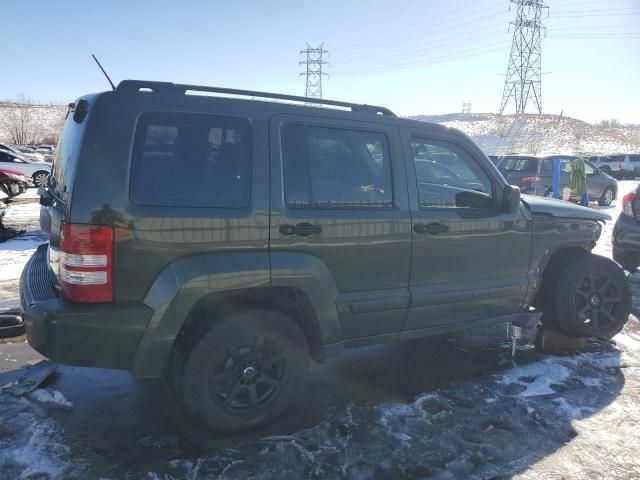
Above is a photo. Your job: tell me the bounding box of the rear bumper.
[20,244,154,370]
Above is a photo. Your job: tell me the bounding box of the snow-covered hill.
[1,102,638,157]
[410,113,640,156]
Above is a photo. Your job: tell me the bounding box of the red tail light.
[622,191,637,218]
[59,222,114,302]
[520,176,541,185]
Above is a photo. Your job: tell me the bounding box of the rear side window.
[130,113,251,208]
[282,124,393,209]
[499,157,537,172]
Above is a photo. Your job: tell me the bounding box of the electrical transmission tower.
[499,0,548,115]
[461,101,472,114]
[300,43,328,99]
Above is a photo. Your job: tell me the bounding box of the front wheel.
[179,310,309,432]
[32,171,49,187]
[599,187,615,206]
[549,254,631,339]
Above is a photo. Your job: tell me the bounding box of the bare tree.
[5,94,43,145]
[599,118,621,129]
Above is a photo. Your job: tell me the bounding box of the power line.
[299,43,329,99]
[499,0,549,115]
[550,11,640,18]
[548,34,640,38]
[551,0,632,8]
[334,0,500,50]
[335,29,506,66]
[333,43,509,75]
[334,4,507,54]
[461,101,472,114]
[551,6,640,14]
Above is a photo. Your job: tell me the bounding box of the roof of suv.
[116,80,397,117]
[106,80,458,136]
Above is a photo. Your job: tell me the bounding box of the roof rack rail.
[116,80,396,117]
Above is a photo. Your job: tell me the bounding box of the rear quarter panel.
[69,92,271,302]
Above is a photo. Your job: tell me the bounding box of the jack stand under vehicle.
[508,311,542,360]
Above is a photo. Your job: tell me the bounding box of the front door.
[401,128,533,334]
[269,115,412,340]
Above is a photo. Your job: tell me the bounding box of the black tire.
[180,310,309,432]
[32,171,49,187]
[550,254,631,339]
[599,187,615,207]
[613,247,640,272]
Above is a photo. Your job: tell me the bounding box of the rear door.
[401,128,532,334]
[269,115,412,340]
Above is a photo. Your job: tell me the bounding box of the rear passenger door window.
[130,113,251,208]
[282,125,393,209]
[410,140,493,209]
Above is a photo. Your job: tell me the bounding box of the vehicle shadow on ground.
[16,323,625,479]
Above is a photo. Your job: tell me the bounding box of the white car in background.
[0,143,46,163]
[0,149,51,187]
[610,154,640,177]
[589,155,635,180]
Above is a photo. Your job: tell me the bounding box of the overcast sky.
[2,0,639,123]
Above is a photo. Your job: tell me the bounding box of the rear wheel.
[179,310,309,432]
[32,171,49,187]
[548,254,630,339]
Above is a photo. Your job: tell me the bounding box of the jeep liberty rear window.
[130,113,251,208]
[282,125,393,209]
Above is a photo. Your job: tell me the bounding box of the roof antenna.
[91,54,116,91]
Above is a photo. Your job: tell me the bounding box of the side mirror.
[503,184,521,213]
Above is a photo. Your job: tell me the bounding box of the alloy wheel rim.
[605,189,613,204]
[573,273,621,331]
[34,173,48,187]
[208,335,286,413]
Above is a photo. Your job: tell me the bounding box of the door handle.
[279,223,322,236]
[414,222,449,234]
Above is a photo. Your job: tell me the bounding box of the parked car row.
[0,146,51,188]
[491,153,640,180]
[495,154,618,206]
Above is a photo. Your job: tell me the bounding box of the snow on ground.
[0,189,46,310]
[1,185,640,478]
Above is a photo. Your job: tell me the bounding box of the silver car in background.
[497,154,618,206]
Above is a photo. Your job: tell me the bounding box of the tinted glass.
[629,155,640,163]
[411,140,493,209]
[499,157,537,172]
[130,113,251,208]
[282,125,393,209]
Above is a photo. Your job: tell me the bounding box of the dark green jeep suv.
[20,81,631,431]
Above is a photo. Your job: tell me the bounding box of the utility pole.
[499,0,548,115]
[461,101,472,114]
[300,43,328,99]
